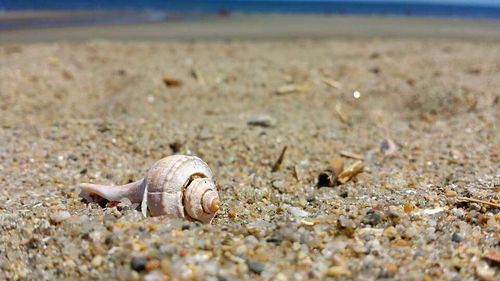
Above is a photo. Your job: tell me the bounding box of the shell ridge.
[161,156,189,190]
[147,159,171,192]
[156,157,180,189]
[199,188,212,214]
[167,157,210,193]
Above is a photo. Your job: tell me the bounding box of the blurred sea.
[1,1,500,30]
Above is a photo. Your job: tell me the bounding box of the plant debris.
[330,158,344,175]
[338,161,364,184]
[163,77,183,87]
[190,67,205,84]
[335,103,349,124]
[271,146,288,172]
[339,150,364,160]
[322,78,343,89]
[276,83,312,95]
[293,165,302,182]
[457,197,500,208]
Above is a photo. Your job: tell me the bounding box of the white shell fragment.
[287,205,310,218]
[79,155,220,224]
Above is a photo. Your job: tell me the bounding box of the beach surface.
[0,15,499,280]
[2,14,500,42]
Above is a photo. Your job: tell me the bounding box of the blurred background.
[1,0,500,31]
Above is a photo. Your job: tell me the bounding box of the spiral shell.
[142,155,219,223]
[79,155,220,224]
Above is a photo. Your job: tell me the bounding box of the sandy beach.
[0,15,499,280]
[2,15,500,43]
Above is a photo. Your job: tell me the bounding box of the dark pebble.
[217,275,234,281]
[130,256,148,271]
[26,238,38,249]
[362,210,382,226]
[370,67,380,74]
[266,233,283,244]
[378,269,395,278]
[339,190,348,198]
[169,141,183,153]
[247,260,265,274]
[317,169,337,187]
[451,232,464,242]
[105,234,117,246]
[103,213,116,228]
[182,224,190,230]
[80,233,90,240]
[306,195,316,203]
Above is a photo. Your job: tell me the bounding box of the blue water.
[1,1,500,30]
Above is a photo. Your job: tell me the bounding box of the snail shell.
[79,155,220,224]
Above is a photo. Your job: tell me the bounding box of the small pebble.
[272,180,286,192]
[338,216,355,229]
[383,226,397,238]
[445,188,457,197]
[144,271,163,281]
[385,263,398,274]
[130,257,148,272]
[217,275,232,281]
[91,255,103,267]
[451,232,464,242]
[362,211,382,226]
[103,213,116,227]
[145,259,161,271]
[118,197,132,208]
[452,209,465,218]
[403,202,415,213]
[420,207,444,215]
[287,206,310,218]
[266,233,283,244]
[475,261,495,281]
[247,260,265,274]
[228,210,237,219]
[247,114,276,127]
[327,266,350,277]
[380,138,398,156]
[50,210,71,223]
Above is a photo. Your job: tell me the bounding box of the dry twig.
[338,161,364,184]
[293,165,301,182]
[457,196,500,208]
[339,150,364,160]
[335,103,349,124]
[322,78,343,89]
[276,83,312,95]
[271,146,288,172]
[190,67,205,84]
